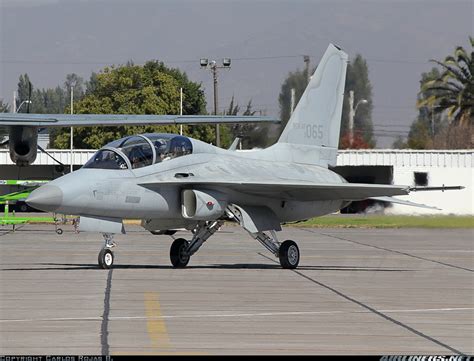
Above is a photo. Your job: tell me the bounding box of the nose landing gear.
[98,233,116,269]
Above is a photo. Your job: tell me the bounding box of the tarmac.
[0,223,472,355]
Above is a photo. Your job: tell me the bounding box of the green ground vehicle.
[0,180,63,232]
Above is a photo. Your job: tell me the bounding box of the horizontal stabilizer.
[369,196,441,210]
[228,137,241,151]
[0,114,278,127]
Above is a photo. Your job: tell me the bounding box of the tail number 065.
[305,125,324,139]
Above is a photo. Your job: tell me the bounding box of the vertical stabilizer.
[276,44,348,167]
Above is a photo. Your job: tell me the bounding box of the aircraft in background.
[26,44,462,270]
[0,114,276,166]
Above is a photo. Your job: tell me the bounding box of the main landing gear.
[250,230,300,269]
[98,233,116,269]
[167,209,300,269]
[96,213,300,270]
[226,206,300,269]
[169,220,224,268]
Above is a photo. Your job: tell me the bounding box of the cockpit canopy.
[83,133,193,170]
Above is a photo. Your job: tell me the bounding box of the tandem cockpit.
[83,133,193,170]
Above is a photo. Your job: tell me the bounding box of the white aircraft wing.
[0,114,278,127]
[139,179,410,201]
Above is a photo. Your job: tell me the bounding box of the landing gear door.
[79,216,125,234]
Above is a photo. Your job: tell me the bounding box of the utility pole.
[180,87,183,136]
[212,65,219,145]
[303,55,311,85]
[200,58,231,147]
[348,90,355,147]
[12,91,16,113]
[431,104,435,139]
[290,88,295,116]
[348,90,368,148]
[70,86,74,173]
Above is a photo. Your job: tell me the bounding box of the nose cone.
[27,185,63,212]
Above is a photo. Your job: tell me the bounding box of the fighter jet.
[26,44,461,270]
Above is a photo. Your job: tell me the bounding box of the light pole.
[200,58,231,147]
[70,84,75,173]
[16,100,31,113]
[348,90,368,148]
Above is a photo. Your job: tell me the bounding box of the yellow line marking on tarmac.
[144,292,171,350]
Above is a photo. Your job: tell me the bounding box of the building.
[0,148,472,215]
[336,150,472,215]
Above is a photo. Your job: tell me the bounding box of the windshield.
[83,149,128,170]
[83,133,193,170]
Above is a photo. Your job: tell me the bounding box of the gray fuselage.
[37,137,346,227]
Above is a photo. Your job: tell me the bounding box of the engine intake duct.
[182,189,227,221]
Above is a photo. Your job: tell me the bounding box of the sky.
[0,0,472,147]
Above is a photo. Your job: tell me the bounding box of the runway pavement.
[0,224,472,355]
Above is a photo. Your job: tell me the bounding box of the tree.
[64,73,85,102]
[407,120,431,149]
[339,133,371,149]
[392,135,407,149]
[406,68,445,149]
[0,99,9,113]
[142,61,222,146]
[340,54,374,148]
[416,37,473,148]
[225,97,269,149]
[50,61,209,149]
[0,99,9,145]
[15,73,83,115]
[226,95,240,116]
[418,37,473,127]
[17,74,32,112]
[278,68,310,130]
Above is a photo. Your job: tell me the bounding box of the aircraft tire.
[98,248,114,269]
[170,238,190,268]
[279,240,299,269]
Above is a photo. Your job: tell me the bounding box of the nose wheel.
[98,233,116,269]
[98,248,114,269]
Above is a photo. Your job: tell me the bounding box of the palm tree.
[418,37,473,127]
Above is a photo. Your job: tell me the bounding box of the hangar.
[0,148,472,215]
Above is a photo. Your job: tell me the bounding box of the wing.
[139,179,410,201]
[0,114,278,127]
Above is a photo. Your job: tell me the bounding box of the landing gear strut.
[98,233,116,269]
[169,221,223,268]
[250,231,300,269]
[226,205,300,269]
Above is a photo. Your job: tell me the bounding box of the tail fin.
[276,44,348,167]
